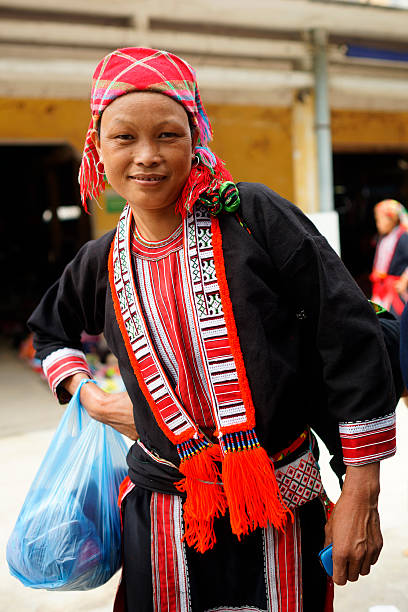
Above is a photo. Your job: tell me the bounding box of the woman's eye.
[115,134,133,140]
[159,132,178,138]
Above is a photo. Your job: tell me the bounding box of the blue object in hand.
[318,544,333,577]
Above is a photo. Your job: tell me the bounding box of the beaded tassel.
[175,437,227,553]
[220,429,292,540]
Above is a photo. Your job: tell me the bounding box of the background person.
[371,198,408,318]
[28,47,397,611]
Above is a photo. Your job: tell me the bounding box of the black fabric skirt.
[120,486,331,612]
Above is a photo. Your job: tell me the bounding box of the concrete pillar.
[292,89,318,214]
[312,28,334,212]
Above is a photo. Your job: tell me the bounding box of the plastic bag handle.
[74,378,97,429]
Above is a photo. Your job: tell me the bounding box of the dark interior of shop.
[0,144,91,345]
[334,151,408,296]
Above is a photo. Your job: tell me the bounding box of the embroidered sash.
[109,203,291,552]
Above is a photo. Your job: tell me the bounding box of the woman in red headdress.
[371,198,408,319]
[28,48,397,611]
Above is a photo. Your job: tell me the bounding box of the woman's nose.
[134,139,160,166]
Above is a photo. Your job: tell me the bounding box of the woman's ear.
[191,128,199,153]
[90,128,103,162]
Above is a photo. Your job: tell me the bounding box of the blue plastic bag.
[7,379,129,590]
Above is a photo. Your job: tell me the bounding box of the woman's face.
[93,91,197,212]
[374,210,398,236]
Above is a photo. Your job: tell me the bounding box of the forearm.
[63,374,138,440]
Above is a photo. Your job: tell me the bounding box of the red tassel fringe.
[175,444,227,553]
[222,445,293,539]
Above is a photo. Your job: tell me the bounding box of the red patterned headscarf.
[79,47,231,212]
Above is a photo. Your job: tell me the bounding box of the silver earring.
[96,160,105,175]
[192,155,200,168]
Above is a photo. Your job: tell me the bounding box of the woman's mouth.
[129,174,166,183]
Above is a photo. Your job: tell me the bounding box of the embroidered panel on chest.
[188,211,223,319]
[111,206,196,441]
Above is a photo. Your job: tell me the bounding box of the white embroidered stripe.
[263,513,298,611]
[173,496,190,612]
[166,415,188,429]
[135,347,150,360]
[221,415,248,427]
[200,317,225,329]
[42,347,87,370]
[205,606,268,612]
[209,360,236,373]
[340,420,396,438]
[212,372,238,383]
[173,422,192,436]
[218,406,246,417]
[202,327,228,339]
[148,378,164,392]
[339,413,395,435]
[152,387,167,401]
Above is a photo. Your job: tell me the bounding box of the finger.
[359,556,371,576]
[346,556,363,582]
[332,555,348,586]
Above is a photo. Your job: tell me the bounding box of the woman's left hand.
[324,462,382,585]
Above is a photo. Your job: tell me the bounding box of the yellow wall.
[332,109,408,151]
[207,103,294,202]
[0,97,294,236]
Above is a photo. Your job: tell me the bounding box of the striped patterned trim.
[205,606,268,612]
[339,412,396,465]
[42,348,91,397]
[183,205,249,433]
[109,205,196,444]
[137,439,178,470]
[263,511,302,612]
[110,203,257,444]
[151,492,191,612]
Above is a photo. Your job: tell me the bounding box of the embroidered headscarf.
[375,199,408,231]
[78,47,231,213]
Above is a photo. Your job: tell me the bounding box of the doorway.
[333,151,408,296]
[0,143,91,343]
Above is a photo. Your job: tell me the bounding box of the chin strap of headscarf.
[78,47,232,213]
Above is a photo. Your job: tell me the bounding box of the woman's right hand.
[64,374,138,440]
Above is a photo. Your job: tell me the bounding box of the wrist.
[342,463,380,500]
[63,372,91,396]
